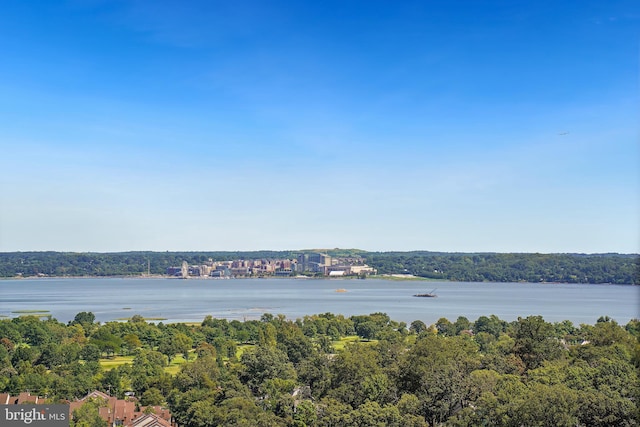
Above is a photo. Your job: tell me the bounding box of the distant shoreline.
[1,274,635,285]
[2,251,636,284]
[1,274,428,281]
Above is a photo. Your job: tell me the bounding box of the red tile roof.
[131,414,172,427]
[4,390,174,427]
[68,391,174,427]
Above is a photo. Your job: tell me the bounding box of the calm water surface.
[0,278,638,325]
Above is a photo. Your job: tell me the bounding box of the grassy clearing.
[235,344,254,359]
[100,353,192,374]
[165,354,189,375]
[331,335,377,351]
[100,355,135,370]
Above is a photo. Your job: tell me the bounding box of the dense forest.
[0,251,638,284]
[365,251,639,284]
[0,312,638,426]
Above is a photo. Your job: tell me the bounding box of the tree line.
[365,251,639,284]
[0,250,637,284]
[0,311,638,426]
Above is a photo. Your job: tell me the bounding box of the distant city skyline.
[0,0,638,254]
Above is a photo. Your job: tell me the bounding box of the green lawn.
[99,337,373,374]
[99,355,134,370]
[98,336,379,376]
[165,354,189,375]
[235,344,254,359]
[99,352,192,374]
[331,335,377,351]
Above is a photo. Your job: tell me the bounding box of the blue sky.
[0,0,638,253]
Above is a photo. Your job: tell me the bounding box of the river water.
[0,278,638,325]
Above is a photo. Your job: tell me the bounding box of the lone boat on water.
[414,288,437,298]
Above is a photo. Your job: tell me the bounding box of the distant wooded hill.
[364,251,638,284]
[0,250,637,284]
